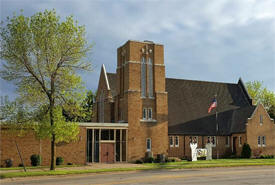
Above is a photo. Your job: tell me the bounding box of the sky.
[1,0,275,99]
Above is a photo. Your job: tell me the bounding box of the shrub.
[135,159,143,164]
[18,163,24,167]
[56,157,64,165]
[198,157,206,160]
[180,157,187,161]
[155,154,166,163]
[241,143,251,158]
[154,158,160,163]
[30,154,42,166]
[67,162,73,165]
[5,159,13,167]
[144,157,154,163]
[260,155,275,159]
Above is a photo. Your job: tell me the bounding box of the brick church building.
[1,40,274,166]
[91,40,275,162]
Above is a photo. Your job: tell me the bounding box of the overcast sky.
[1,0,274,99]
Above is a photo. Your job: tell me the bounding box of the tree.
[63,90,96,122]
[0,10,92,170]
[246,81,275,119]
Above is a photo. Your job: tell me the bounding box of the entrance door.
[233,137,237,155]
[101,143,114,163]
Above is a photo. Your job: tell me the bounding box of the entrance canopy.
[79,122,128,128]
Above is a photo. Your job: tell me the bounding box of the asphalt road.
[1,166,275,185]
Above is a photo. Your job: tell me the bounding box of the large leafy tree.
[63,90,96,122]
[246,81,275,119]
[0,10,92,170]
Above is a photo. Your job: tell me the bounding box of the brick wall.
[168,135,233,159]
[0,127,87,167]
[246,104,275,157]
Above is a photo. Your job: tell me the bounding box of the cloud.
[0,0,274,100]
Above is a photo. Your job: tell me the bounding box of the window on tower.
[148,57,154,98]
[148,108,153,120]
[141,56,146,97]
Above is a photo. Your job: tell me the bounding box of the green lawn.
[145,158,275,166]
[1,159,274,179]
[0,164,80,171]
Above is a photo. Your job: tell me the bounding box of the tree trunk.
[15,140,26,172]
[49,99,56,170]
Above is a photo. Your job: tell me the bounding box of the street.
[1,166,275,185]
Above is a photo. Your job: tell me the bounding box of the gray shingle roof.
[166,78,254,135]
[168,106,255,135]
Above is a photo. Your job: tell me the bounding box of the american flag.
[208,98,217,113]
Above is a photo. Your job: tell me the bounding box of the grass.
[0,164,80,171]
[0,167,150,178]
[145,158,275,166]
[1,159,274,179]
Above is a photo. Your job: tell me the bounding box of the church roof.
[168,105,255,135]
[165,78,254,135]
[106,73,254,135]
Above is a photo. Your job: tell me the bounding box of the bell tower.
[116,40,168,161]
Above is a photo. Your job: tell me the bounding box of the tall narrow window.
[260,115,263,125]
[120,56,124,95]
[207,136,211,143]
[141,57,146,97]
[146,138,151,152]
[175,136,179,147]
[148,108,153,120]
[239,136,242,146]
[226,136,230,147]
[142,108,147,120]
[262,136,266,146]
[194,136,198,144]
[211,136,216,146]
[148,57,154,98]
[258,136,261,146]
[169,136,174,147]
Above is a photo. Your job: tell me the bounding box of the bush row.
[259,155,274,159]
[135,157,179,164]
[4,155,67,167]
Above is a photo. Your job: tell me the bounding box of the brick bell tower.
[116,40,168,161]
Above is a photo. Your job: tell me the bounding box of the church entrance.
[86,124,128,163]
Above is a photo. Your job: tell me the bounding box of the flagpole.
[215,95,219,159]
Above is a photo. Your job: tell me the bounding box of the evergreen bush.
[241,143,251,158]
[56,157,64,165]
[30,154,42,166]
[5,159,13,167]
